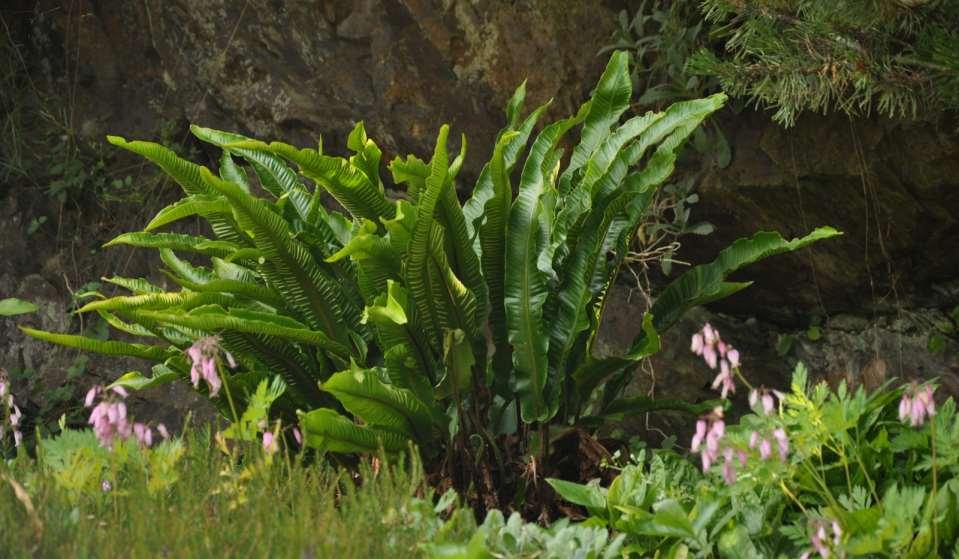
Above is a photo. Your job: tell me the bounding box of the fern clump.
[23,52,838,506]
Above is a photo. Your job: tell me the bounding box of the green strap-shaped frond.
[96,309,158,338]
[299,408,409,454]
[108,366,180,392]
[326,220,401,301]
[549,96,727,375]
[550,111,663,261]
[107,135,246,243]
[108,135,213,196]
[216,330,328,408]
[137,306,352,359]
[160,249,216,284]
[574,227,841,401]
[322,366,434,442]
[104,232,240,259]
[191,125,308,203]
[506,106,590,423]
[76,291,233,314]
[212,257,261,283]
[388,154,428,204]
[199,167,358,350]
[434,146,487,334]
[406,126,479,347]
[165,275,286,310]
[572,313,661,402]
[363,281,437,402]
[229,139,395,224]
[651,228,842,332]
[560,51,632,189]
[480,132,518,380]
[218,151,251,192]
[102,276,163,294]
[19,326,173,361]
[346,121,384,190]
[463,91,551,240]
[144,195,232,231]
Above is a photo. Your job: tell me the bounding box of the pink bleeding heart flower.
[262,431,278,454]
[186,336,229,397]
[899,383,937,428]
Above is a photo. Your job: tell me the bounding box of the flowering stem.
[218,363,240,427]
[732,367,755,393]
[931,417,939,552]
[850,427,879,503]
[780,479,806,514]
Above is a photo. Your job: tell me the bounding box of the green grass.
[0,429,467,558]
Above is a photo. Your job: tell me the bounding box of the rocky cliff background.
[2,0,957,440]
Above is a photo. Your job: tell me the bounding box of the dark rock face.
[17,0,618,175]
[2,1,958,435]
[691,110,959,324]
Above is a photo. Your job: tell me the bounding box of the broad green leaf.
[321,366,433,441]
[108,368,178,391]
[436,328,475,400]
[546,478,608,517]
[0,298,38,316]
[298,408,408,454]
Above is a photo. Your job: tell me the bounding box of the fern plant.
[23,52,838,502]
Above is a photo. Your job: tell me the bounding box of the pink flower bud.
[762,393,775,415]
[722,449,737,484]
[292,426,303,446]
[85,386,99,408]
[727,349,740,368]
[691,333,704,354]
[703,323,717,345]
[773,428,789,461]
[759,438,772,460]
[703,345,718,369]
[899,395,911,422]
[691,419,706,452]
